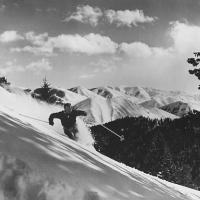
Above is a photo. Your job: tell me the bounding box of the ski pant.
[63,126,78,140]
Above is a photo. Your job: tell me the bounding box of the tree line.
[91,113,200,190]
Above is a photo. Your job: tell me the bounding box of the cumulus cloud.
[12,32,118,55]
[64,5,157,27]
[110,21,200,92]
[5,20,200,92]
[0,59,52,75]
[11,21,198,59]
[0,61,25,75]
[25,32,49,46]
[119,22,200,59]
[11,32,55,56]
[0,30,24,43]
[11,32,53,56]
[169,21,200,55]
[120,42,152,57]
[64,5,103,26]
[11,45,54,56]
[25,58,52,73]
[105,9,157,27]
[79,57,120,79]
[119,42,170,58]
[9,21,200,89]
[90,58,118,73]
[50,33,117,54]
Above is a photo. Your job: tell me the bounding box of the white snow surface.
[161,101,192,117]
[110,97,177,120]
[143,87,200,107]
[5,85,200,124]
[140,99,163,108]
[115,86,151,101]
[160,101,200,117]
[70,86,102,99]
[70,86,178,124]
[54,87,87,104]
[74,97,113,125]
[86,86,200,120]
[91,86,140,103]
[0,87,200,200]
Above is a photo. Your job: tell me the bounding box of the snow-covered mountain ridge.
[69,86,200,123]
[4,84,200,124]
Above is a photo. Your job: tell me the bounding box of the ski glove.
[49,121,54,126]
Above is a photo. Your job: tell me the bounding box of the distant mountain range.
[3,84,200,125]
[70,86,200,123]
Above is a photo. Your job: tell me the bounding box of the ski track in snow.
[0,87,200,200]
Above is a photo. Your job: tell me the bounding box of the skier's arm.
[49,112,61,125]
[75,110,87,117]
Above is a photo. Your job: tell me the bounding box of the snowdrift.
[0,87,200,200]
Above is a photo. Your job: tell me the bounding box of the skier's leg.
[63,127,75,140]
[70,126,78,141]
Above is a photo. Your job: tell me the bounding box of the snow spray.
[76,117,95,149]
[0,87,95,148]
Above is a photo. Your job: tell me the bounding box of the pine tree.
[0,76,10,86]
[187,52,200,89]
[159,145,176,182]
[40,77,51,102]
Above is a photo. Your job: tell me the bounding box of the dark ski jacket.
[49,109,87,128]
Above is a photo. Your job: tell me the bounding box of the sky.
[0,0,200,92]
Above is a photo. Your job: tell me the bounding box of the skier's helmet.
[64,103,71,109]
[64,103,72,113]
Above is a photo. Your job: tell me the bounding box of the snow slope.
[74,97,113,125]
[32,86,86,105]
[90,86,139,103]
[110,97,177,120]
[106,86,200,118]
[70,86,177,124]
[69,86,101,99]
[160,101,200,117]
[144,87,200,107]
[52,87,87,104]
[3,85,200,124]
[115,86,151,101]
[140,99,163,108]
[74,96,177,125]
[111,86,200,110]
[0,87,200,200]
[12,85,197,124]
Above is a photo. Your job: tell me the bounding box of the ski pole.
[100,124,125,142]
[19,113,125,141]
[4,105,49,124]
[19,113,49,124]
[19,113,65,136]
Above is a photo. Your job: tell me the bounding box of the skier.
[49,103,87,140]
